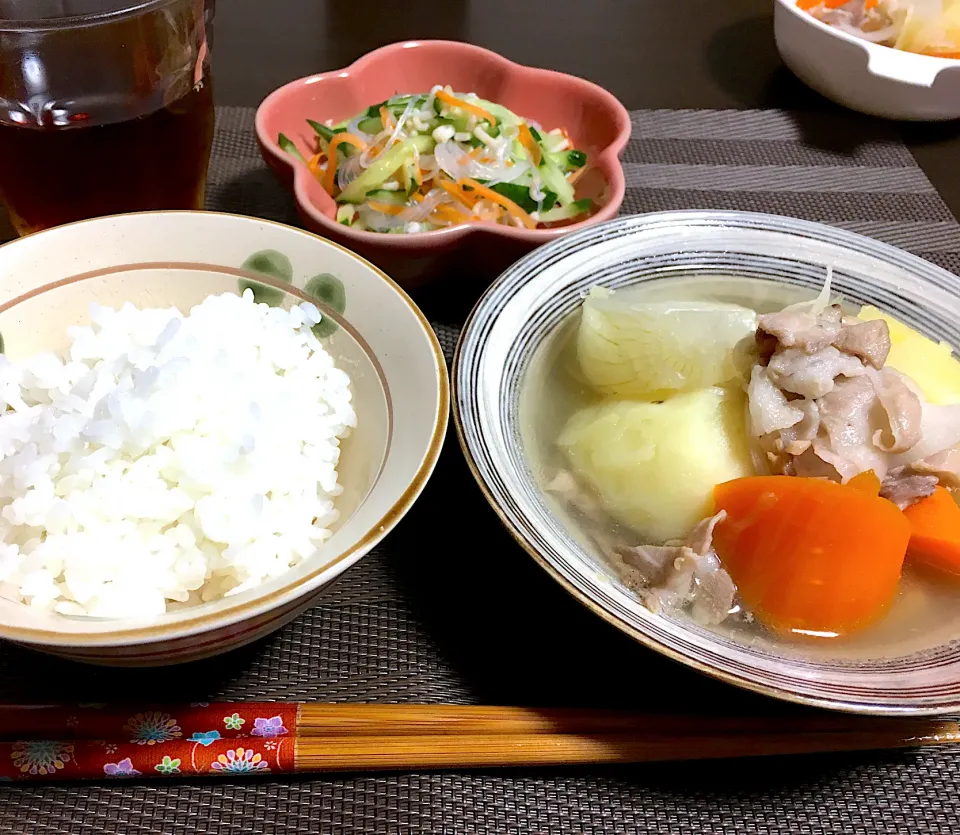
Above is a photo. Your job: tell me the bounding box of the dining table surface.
[3,1,960,833]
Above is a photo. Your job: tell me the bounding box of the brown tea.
[0,78,214,236]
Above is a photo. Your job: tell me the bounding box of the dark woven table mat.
[1,106,960,834]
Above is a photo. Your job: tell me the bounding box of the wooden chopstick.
[0,703,956,780]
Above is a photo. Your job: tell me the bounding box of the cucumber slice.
[472,98,520,126]
[400,159,420,195]
[538,199,592,224]
[277,133,306,164]
[537,154,576,207]
[365,189,407,205]
[336,205,357,226]
[357,116,383,134]
[547,149,587,170]
[489,183,557,213]
[435,113,471,133]
[307,120,344,143]
[338,135,433,204]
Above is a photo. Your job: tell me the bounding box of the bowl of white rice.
[0,211,447,665]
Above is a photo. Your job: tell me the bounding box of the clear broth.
[520,275,960,662]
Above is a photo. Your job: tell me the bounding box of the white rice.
[0,290,355,618]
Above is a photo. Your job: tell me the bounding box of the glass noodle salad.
[798,0,960,57]
[277,86,592,234]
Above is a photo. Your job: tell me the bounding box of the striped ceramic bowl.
[454,210,960,715]
[0,211,447,666]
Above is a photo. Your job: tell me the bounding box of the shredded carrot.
[366,200,407,216]
[472,200,502,223]
[713,476,909,635]
[458,178,537,229]
[434,90,496,124]
[438,178,480,208]
[434,204,470,223]
[903,487,960,578]
[923,50,960,59]
[796,0,849,8]
[567,165,587,186]
[322,133,367,195]
[864,0,878,7]
[379,106,394,130]
[306,152,326,179]
[518,122,542,166]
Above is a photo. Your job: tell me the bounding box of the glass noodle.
[277,86,593,234]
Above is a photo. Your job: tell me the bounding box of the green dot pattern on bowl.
[239,249,293,305]
[238,251,347,339]
[305,273,346,338]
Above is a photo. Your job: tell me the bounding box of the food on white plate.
[278,85,592,233]
[798,0,960,58]
[0,291,355,619]
[535,272,960,646]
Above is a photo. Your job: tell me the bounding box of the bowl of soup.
[454,209,960,714]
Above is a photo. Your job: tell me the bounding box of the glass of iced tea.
[0,0,215,236]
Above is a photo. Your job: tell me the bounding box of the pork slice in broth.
[767,345,866,399]
[908,448,960,489]
[832,319,891,369]
[757,306,842,353]
[619,510,735,626]
[747,366,805,436]
[814,375,889,481]
[869,368,923,454]
[879,470,938,510]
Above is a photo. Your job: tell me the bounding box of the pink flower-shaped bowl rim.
[255,40,631,248]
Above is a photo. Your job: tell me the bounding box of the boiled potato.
[576,287,758,400]
[858,306,960,405]
[558,386,754,542]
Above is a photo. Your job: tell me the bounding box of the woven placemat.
[1,106,960,834]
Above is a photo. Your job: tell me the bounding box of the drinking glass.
[0,0,215,235]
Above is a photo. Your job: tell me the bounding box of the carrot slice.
[458,178,537,229]
[379,106,393,130]
[322,133,367,195]
[434,90,496,125]
[366,200,407,216]
[518,122,542,166]
[567,165,588,186]
[713,476,909,636]
[796,0,849,9]
[903,487,960,578]
[848,470,881,496]
[306,152,326,179]
[438,178,480,208]
[433,204,470,223]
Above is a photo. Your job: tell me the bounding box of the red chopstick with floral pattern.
[0,703,297,779]
[0,703,958,781]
